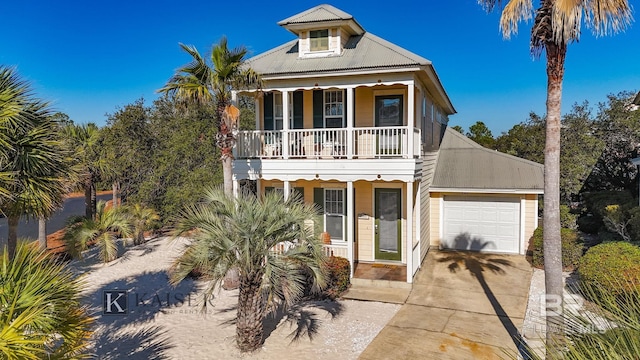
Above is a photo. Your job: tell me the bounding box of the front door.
[375,188,402,261]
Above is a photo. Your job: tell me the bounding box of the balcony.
[235,126,421,160]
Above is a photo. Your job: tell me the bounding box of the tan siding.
[430,192,442,247]
[355,182,373,261]
[303,90,313,128]
[355,87,373,127]
[524,194,538,248]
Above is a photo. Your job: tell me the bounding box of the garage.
[442,196,521,253]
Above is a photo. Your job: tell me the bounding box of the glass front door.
[375,188,402,261]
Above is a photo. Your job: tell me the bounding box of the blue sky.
[2,0,638,135]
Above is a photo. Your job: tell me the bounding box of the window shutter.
[293,91,304,129]
[263,93,274,130]
[313,90,323,128]
[265,186,274,195]
[313,187,324,234]
[293,187,304,201]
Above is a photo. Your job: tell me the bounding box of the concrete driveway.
[360,250,533,360]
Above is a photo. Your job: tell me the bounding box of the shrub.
[577,214,601,234]
[579,242,640,298]
[531,227,583,270]
[323,256,350,299]
[626,207,640,242]
[560,204,578,230]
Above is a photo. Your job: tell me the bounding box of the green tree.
[583,91,640,193]
[450,125,464,134]
[158,37,261,195]
[466,121,496,148]
[0,243,93,359]
[100,99,153,205]
[495,112,545,163]
[170,187,326,352]
[127,203,160,245]
[63,123,105,220]
[64,200,132,263]
[479,0,632,351]
[0,68,68,259]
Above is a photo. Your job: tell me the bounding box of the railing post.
[346,87,354,159]
[282,90,290,159]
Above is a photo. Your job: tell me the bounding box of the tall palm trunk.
[236,274,265,352]
[112,181,119,208]
[38,217,47,250]
[543,40,566,351]
[84,174,96,220]
[217,101,235,196]
[7,216,18,259]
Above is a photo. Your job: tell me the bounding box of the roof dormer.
[277,4,365,59]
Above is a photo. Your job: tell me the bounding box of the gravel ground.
[71,236,400,359]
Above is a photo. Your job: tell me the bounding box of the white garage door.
[442,196,520,253]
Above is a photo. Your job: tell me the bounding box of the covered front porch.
[255,179,422,284]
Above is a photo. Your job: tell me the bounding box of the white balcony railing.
[235,126,420,160]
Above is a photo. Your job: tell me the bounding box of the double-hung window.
[273,93,294,130]
[324,90,344,128]
[310,29,329,52]
[324,189,345,241]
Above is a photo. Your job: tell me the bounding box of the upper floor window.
[273,92,293,130]
[324,90,344,128]
[310,30,329,51]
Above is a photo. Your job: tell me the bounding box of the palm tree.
[478,0,632,349]
[127,203,160,245]
[157,37,261,195]
[170,187,326,352]
[64,200,132,263]
[62,122,105,220]
[0,71,68,259]
[0,242,93,359]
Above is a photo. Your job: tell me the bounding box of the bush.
[560,204,578,230]
[577,214,602,234]
[627,206,640,242]
[531,227,583,270]
[323,256,350,299]
[579,242,640,298]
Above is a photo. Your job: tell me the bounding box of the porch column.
[233,179,239,199]
[347,181,354,277]
[256,179,262,196]
[231,91,238,106]
[407,81,415,159]
[282,90,290,159]
[346,87,354,159]
[406,181,414,284]
[283,180,291,201]
[254,95,260,130]
[415,181,421,270]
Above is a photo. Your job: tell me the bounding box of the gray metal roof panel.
[247,32,431,76]
[432,128,544,190]
[278,4,354,25]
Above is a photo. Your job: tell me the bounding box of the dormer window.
[310,30,329,51]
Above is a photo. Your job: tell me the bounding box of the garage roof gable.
[432,128,544,192]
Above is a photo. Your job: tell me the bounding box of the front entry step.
[342,283,410,304]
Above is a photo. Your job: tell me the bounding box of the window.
[324,189,344,241]
[273,92,294,130]
[310,29,329,51]
[324,90,344,128]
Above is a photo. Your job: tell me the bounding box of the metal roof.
[247,32,431,76]
[431,128,544,191]
[278,4,354,25]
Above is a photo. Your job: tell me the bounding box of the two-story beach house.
[232,4,543,285]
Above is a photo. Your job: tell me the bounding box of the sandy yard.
[71,236,399,359]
